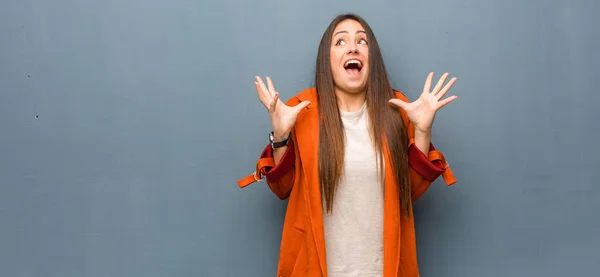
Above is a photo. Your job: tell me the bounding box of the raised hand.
[255,76,311,140]
[389,72,457,133]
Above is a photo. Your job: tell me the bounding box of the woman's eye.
[359,39,368,44]
[335,39,346,46]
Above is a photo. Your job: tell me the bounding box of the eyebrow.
[333,30,366,37]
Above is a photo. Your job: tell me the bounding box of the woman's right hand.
[254,76,311,141]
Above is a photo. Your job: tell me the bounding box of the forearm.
[266,133,296,200]
[414,129,431,156]
[273,146,287,165]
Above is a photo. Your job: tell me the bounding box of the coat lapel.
[293,89,328,276]
[382,136,401,277]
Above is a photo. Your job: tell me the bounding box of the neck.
[335,88,366,112]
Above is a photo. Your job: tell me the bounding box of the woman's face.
[330,19,369,95]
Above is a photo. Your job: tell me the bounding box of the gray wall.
[1,0,599,276]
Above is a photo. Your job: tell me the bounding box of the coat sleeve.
[236,98,301,200]
[236,135,297,200]
[407,135,456,201]
[394,91,457,201]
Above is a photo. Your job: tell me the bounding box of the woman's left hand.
[389,72,458,134]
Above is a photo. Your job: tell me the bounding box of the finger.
[437,95,458,109]
[436,77,457,100]
[255,76,272,103]
[270,91,280,111]
[255,81,267,105]
[388,98,407,109]
[255,79,274,110]
[256,76,271,98]
[423,72,434,93]
[266,76,277,98]
[292,101,311,114]
[432,72,449,95]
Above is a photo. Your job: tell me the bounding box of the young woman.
[238,13,457,277]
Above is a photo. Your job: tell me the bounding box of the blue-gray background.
[1,0,599,276]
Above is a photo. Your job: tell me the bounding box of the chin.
[332,71,368,94]
[348,86,367,93]
[336,83,366,94]
[346,79,368,91]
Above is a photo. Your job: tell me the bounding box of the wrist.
[414,128,431,137]
[272,131,290,142]
[413,128,431,155]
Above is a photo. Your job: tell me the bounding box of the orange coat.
[238,88,456,277]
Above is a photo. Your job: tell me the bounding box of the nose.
[347,43,359,54]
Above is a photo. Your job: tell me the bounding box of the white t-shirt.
[323,102,385,277]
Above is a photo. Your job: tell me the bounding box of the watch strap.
[270,132,291,148]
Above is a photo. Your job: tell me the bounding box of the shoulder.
[285,88,408,105]
[285,87,318,110]
[285,88,409,108]
[393,90,410,102]
[285,88,318,131]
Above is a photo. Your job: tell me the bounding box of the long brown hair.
[315,13,411,215]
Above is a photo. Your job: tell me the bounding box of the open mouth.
[344,59,363,76]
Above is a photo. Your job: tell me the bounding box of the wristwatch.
[269,131,291,149]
